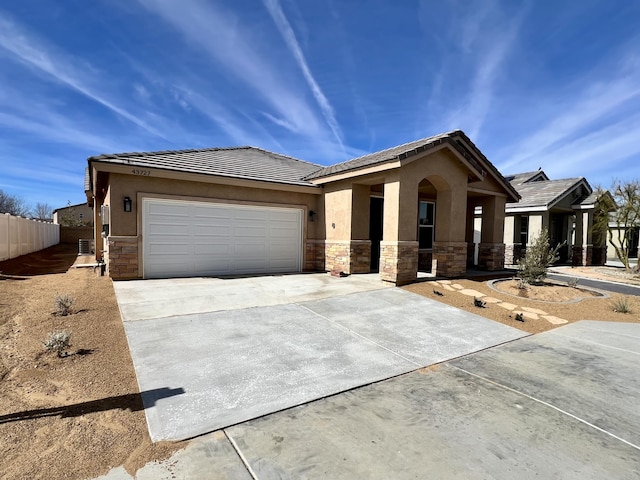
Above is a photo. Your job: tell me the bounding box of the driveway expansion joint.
[451,365,640,452]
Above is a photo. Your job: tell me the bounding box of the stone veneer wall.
[572,245,607,266]
[505,244,525,265]
[591,246,607,266]
[478,243,505,271]
[379,241,418,285]
[324,240,371,274]
[304,240,326,271]
[106,236,139,279]
[432,241,467,277]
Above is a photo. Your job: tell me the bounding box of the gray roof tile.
[509,177,589,209]
[304,129,519,202]
[89,147,322,187]
[305,131,457,179]
[504,170,548,185]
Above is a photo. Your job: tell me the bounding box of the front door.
[369,197,384,272]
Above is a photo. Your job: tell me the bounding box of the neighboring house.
[52,202,94,226]
[84,130,519,283]
[501,170,610,266]
[606,221,639,263]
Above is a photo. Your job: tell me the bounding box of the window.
[418,201,435,249]
[519,216,528,246]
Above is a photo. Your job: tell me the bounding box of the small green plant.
[43,331,72,357]
[611,297,631,314]
[517,229,564,286]
[54,293,74,316]
[567,277,579,288]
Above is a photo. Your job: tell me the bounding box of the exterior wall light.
[123,196,132,212]
[309,210,316,222]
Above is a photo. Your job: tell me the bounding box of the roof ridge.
[303,129,463,180]
[330,129,461,169]
[245,146,323,168]
[89,145,253,160]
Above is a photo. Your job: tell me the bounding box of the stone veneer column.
[571,245,585,266]
[106,236,139,279]
[478,243,505,271]
[432,241,467,277]
[324,240,371,274]
[379,241,418,285]
[572,244,607,266]
[304,239,326,271]
[591,245,607,266]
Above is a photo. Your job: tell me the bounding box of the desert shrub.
[43,331,72,357]
[517,229,563,286]
[567,277,579,288]
[54,293,74,316]
[611,297,631,314]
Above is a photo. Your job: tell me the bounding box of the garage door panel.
[147,242,191,255]
[193,243,231,255]
[193,224,230,236]
[143,199,302,278]
[148,203,190,216]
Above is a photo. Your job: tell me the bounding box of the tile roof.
[504,170,548,185]
[89,147,322,187]
[305,130,459,180]
[304,129,519,202]
[87,130,519,202]
[508,177,588,209]
[578,192,598,206]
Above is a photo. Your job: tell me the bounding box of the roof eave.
[89,159,322,194]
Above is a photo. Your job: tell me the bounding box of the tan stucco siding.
[399,150,469,242]
[324,182,354,240]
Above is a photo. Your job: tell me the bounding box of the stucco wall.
[106,173,323,240]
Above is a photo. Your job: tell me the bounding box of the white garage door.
[142,198,302,279]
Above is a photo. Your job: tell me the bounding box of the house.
[84,130,520,284]
[53,202,94,226]
[502,170,610,266]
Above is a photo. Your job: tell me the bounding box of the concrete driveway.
[113,273,527,442]
[100,320,640,479]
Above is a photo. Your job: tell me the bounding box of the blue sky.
[1,0,639,210]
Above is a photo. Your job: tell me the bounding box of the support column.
[465,201,477,267]
[431,184,468,277]
[477,196,506,271]
[571,211,586,266]
[323,183,372,274]
[504,216,517,264]
[379,173,418,284]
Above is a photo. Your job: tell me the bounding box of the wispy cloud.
[0,12,167,140]
[0,101,137,154]
[498,49,640,174]
[135,0,329,143]
[262,0,345,152]
[444,2,529,140]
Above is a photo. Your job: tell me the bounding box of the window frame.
[418,200,435,249]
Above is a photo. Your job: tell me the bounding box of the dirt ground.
[1,246,639,478]
[0,244,185,480]
[404,272,640,334]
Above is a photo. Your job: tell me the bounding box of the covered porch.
[307,131,519,285]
